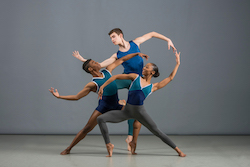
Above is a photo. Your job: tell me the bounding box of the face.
[142,63,154,76]
[88,60,101,71]
[109,32,122,45]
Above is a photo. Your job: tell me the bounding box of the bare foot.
[129,141,137,155]
[125,135,133,151]
[174,147,186,157]
[119,99,126,106]
[106,143,114,157]
[60,148,71,155]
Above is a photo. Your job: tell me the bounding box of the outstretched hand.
[138,53,149,61]
[72,50,87,62]
[168,40,177,53]
[98,87,104,100]
[49,87,60,98]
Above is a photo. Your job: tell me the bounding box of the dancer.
[73,28,177,150]
[49,51,148,155]
[97,51,186,157]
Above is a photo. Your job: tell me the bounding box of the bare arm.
[99,53,117,68]
[98,73,137,99]
[152,52,180,92]
[106,52,149,73]
[133,31,176,52]
[49,82,97,100]
[72,50,87,62]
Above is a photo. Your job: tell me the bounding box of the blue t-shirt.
[117,41,143,76]
[127,75,153,105]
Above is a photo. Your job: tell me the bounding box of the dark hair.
[82,59,92,73]
[151,63,160,78]
[108,28,123,36]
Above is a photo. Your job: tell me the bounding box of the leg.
[133,105,186,157]
[60,110,102,155]
[129,120,141,154]
[126,119,134,151]
[97,107,131,157]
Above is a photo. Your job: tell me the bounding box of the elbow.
[149,31,157,37]
[74,95,81,101]
[169,75,174,81]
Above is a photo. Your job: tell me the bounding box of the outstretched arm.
[72,50,87,62]
[99,53,118,68]
[98,73,137,99]
[49,82,97,100]
[106,52,149,73]
[133,32,176,52]
[152,51,180,92]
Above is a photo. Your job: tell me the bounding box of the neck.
[91,70,102,77]
[118,39,129,49]
[142,75,152,83]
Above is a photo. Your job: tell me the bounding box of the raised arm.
[106,52,149,73]
[98,73,137,99]
[99,53,118,68]
[152,52,180,92]
[49,82,97,101]
[133,31,176,52]
[72,50,87,62]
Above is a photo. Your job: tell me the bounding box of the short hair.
[108,28,123,36]
[82,59,92,73]
[151,63,160,78]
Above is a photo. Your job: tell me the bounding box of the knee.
[82,124,92,133]
[96,115,104,124]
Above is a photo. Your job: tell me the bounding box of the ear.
[119,33,123,39]
[88,67,93,72]
[151,70,155,76]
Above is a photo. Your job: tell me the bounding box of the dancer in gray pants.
[97,51,186,157]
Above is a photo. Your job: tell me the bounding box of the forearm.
[151,32,170,42]
[100,58,116,68]
[58,95,80,101]
[169,63,180,80]
[101,76,117,89]
[120,53,139,62]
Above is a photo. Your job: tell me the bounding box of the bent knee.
[96,115,105,124]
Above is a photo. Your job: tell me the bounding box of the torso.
[117,41,143,76]
[92,69,118,96]
[127,75,153,105]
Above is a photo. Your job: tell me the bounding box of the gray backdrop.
[0,0,249,135]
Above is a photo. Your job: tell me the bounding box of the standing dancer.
[73,28,177,150]
[49,51,148,155]
[97,51,186,157]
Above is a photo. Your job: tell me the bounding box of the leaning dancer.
[74,28,177,151]
[97,51,186,157]
[49,51,148,155]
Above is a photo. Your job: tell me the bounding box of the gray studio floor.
[0,135,249,167]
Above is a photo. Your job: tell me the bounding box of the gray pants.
[97,103,176,149]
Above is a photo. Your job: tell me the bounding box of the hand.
[138,53,149,61]
[72,50,87,62]
[175,51,181,65]
[98,86,104,99]
[167,40,177,53]
[49,87,60,98]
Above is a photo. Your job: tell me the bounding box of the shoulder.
[85,82,97,91]
[102,68,112,76]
